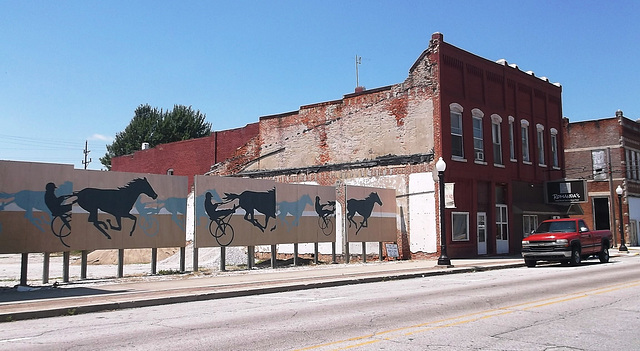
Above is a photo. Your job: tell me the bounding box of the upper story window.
[167,168,174,175]
[508,116,516,161]
[536,124,545,166]
[450,103,464,159]
[491,114,503,166]
[472,109,485,162]
[592,149,607,181]
[550,128,559,168]
[521,119,531,163]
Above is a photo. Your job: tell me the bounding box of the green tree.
[100,104,212,169]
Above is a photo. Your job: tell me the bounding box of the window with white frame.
[521,120,530,163]
[452,212,470,241]
[450,103,464,159]
[472,109,484,162]
[491,114,503,165]
[592,149,607,181]
[509,116,516,161]
[550,128,559,168]
[536,124,545,166]
[523,215,538,238]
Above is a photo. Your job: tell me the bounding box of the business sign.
[545,179,587,204]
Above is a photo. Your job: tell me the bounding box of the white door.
[496,205,509,254]
[477,212,487,255]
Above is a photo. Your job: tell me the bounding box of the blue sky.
[1,1,638,170]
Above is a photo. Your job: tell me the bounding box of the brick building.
[112,123,259,189]
[113,32,567,258]
[564,110,640,247]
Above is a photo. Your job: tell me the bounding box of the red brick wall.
[111,123,259,189]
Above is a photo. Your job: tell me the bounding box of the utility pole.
[82,140,92,170]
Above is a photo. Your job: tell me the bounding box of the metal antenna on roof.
[355,55,362,87]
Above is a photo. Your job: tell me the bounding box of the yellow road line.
[293,279,640,351]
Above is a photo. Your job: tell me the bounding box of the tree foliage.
[100,104,212,169]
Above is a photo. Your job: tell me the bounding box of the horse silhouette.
[224,188,276,232]
[74,177,158,239]
[347,192,383,234]
[0,181,73,232]
[277,194,313,231]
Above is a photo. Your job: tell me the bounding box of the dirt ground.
[79,248,181,265]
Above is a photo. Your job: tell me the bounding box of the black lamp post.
[616,185,628,252]
[436,157,452,266]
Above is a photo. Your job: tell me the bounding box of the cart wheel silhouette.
[209,220,235,246]
[51,214,72,247]
[318,215,333,236]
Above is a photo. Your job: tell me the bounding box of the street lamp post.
[436,157,452,266]
[616,185,628,252]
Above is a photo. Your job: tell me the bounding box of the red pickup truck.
[521,218,612,267]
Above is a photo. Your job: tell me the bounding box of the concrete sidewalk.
[0,250,635,322]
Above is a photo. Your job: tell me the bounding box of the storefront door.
[496,205,509,254]
[477,212,487,255]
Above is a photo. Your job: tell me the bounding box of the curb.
[0,262,524,322]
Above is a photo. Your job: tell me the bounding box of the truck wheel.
[525,259,536,268]
[570,246,581,266]
[599,244,610,263]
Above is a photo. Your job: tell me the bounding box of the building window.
[508,116,516,161]
[496,204,509,241]
[450,103,464,159]
[491,114,503,165]
[167,168,174,175]
[521,120,530,163]
[536,124,545,166]
[592,150,607,181]
[626,149,632,179]
[633,152,638,180]
[452,212,470,241]
[523,215,538,238]
[472,109,485,162]
[550,128,559,168]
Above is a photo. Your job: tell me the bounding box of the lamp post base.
[437,255,453,267]
[619,244,629,252]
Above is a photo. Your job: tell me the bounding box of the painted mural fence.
[194,176,339,248]
[0,160,187,254]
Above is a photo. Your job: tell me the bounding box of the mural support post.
[180,247,186,272]
[332,242,336,264]
[293,243,299,266]
[271,244,277,268]
[219,246,226,272]
[42,252,50,284]
[362,242,367,263]
[117,249,124,278]
[345,243,350,264]
[81,250,88,279]
[20,253,28,286]
[314,243,319,265]
[247,246,254,269]
[193,247,199,272]
[63,251,70,282]
[151,248,157,275]
[379,242,383,261]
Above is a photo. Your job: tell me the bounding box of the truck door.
[578,219,595,253]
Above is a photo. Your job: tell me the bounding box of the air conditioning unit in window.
[475,151,485,161]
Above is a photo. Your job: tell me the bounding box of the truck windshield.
[534,221,576,234]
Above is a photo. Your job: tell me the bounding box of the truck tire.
[570,246,581,266]
[599,244,610,263]
[525,259,536,268]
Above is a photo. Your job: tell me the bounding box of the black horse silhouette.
[74,177,158,239]
[223,188,276,232]
[347,192,383,234]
